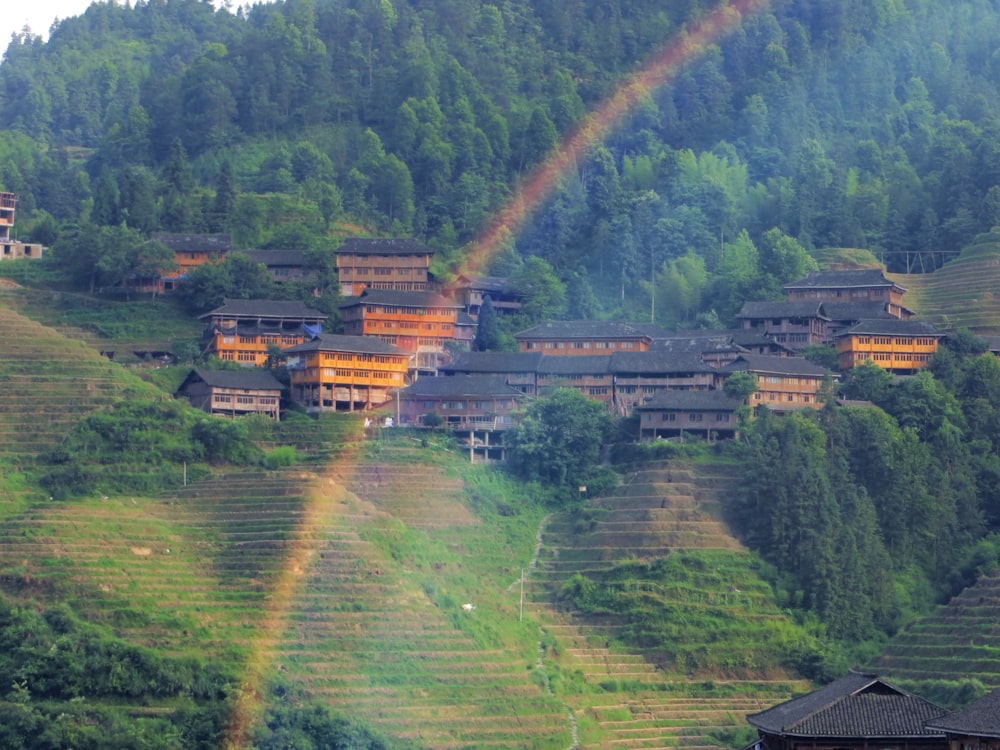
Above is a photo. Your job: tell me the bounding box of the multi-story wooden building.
[395,374,525,462]
[244,249,311,283]
[721,354,831,412]
[448,275,525,317]
[440,351,544,395]
[610,351,717,415]
[339,289,461,371]
[0,192,44,261]
[152,233,231,292]
[175,368,283,420]
[284,333,409,412]
[737,300,831,350]
[515,320,653,355]
[200,299,327,367]
[536,355,615,404]
[835,319,943,373]
[637,390,741,442]
[784,268,911,318]
[334,237,434,296]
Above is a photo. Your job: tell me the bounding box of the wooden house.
[835,319,943,373]
[0,192,44,261]
[339,289,461,372]
[746,672,947,750]
[152,233,231,292]
[925,688,1000,750]
[448,275,525,317]
[721,354,830,412]
[821,300,902,339]
[737,301,830,350]
[784,268,911,318]
[176,368,283,420]
[440,351,544,395]
[637,390,741,441]
[334,237,434,296]
[200,299,327,367]
[244,249,311,283]
[395,374,525,462]
[536,355,615,404]
[610,351,717,415]
[284,333,409,412]
[515,320,652,355]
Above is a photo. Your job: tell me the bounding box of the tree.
[507,388,614,490]
[472,295,501,351]
[506,256,566,325]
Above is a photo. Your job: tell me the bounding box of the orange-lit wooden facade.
[335,237,434,296]
[722,354,830,412]
[284,333,409,412]
[339,289,461,371]
[516,320,652,355]
[152,233,232,293]
[835,319,942,373]
[200,299,327,367]
[784,269,910,318]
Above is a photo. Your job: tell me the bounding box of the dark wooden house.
[746,672,948,750]
[926,688,1000,750]
[176,368,283,420]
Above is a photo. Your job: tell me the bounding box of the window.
[661,413,676,421]
[589,387,608,396]
[237,352,256,362]
[689,413,703,422]
[716,413,730,422]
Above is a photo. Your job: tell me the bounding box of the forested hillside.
[5,0,1000,324]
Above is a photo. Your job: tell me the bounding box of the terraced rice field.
[867,567,1000,688]
[527,463,810,750]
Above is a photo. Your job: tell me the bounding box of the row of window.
[525,340,639,350]
[647,412,731,423]
[853,336,937,347]
[214,395,277,405]
[416,400,516,410]
[853,353,932,363]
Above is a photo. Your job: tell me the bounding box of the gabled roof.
[152,232,232,253]
[747,672,947,738]
[784,268,905,291]
[282,333,407,356]
[199,299,327,320]
[652,332,742,354]
[335,237,435,256]
[515,320,652,341]
[926,688,1000,737]
[178,368,284,393]
[441,351,544,373]
[637,389,741,412]
[400,374,524,399]
[821,301,896,322]
[738,300,829,319]
[339,289,461,309]
[610,350,715,375]
[836,318,942,337]
[722,354,830,377]
[536,354,613,375]
[243,249,309,267]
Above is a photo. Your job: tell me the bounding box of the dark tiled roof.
[515,320,651,340]
[441,351,544,373]
[336,237,435,256]
[723,354,830,377]
[152,232,232,253]
[821,301,894,322]
[652,332,741,354]
[747,672,947,738]
[837,318,942,337]
[340,289,460,309]
[400,374,524,398]
[244,249,308,266]
[610,350,715,374]
[926,688,1000,737]
[282,333,407,356]
[637,390,740,411]
[738,300,828,319]
[182,368,284,392]
[200,299,327,320]
[536,354,613,375]
[784,268,905,291]
[457,276,508,293]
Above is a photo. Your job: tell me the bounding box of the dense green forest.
[6,0,1000,324]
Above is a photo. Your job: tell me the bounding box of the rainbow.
[459,0,771,278]
[224,1,769,744]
